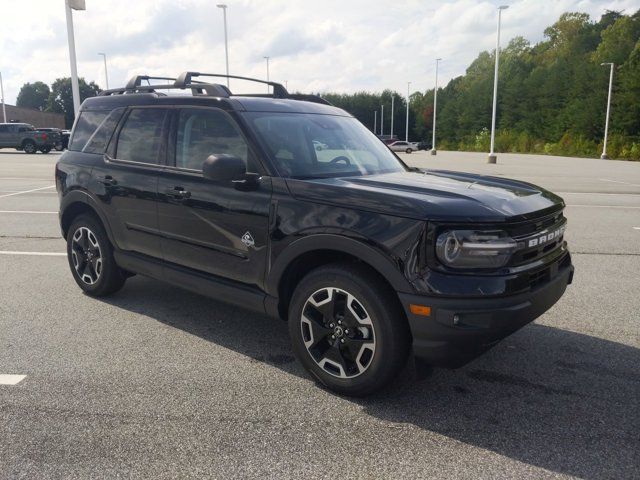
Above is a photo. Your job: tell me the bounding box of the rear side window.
[83,108,125,154]
[69,111,109,151]
[116,108,168,164]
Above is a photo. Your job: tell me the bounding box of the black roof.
[81,71,350,117]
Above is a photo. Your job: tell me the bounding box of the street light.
[600,62,614,160]
[264,56,270,93]
[98,53,109,90]
[488,5,508,164]
[0,71,6,123]
[216,4,230,87]
[406,81,411,142]
[431,58,442,155]
[381,104,384,136]
[374,110,377,134]
[390,94,395,139]
[64,0,85,119]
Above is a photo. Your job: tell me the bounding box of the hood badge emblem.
[241,231,255,247]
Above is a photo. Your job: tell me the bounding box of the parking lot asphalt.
[1,149,638,479]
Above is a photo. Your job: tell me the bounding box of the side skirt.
[114,250,268,315]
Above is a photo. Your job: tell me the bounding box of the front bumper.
[398,260,574,368]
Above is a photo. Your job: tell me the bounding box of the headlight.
[435,230,517,268]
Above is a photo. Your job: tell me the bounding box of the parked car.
[0,122,57,153]
[416,141,431,151]
[56,72,573,396]
[37,128,64,151]
[388,140,419,153]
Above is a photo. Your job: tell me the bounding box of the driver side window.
[176,108,248,171]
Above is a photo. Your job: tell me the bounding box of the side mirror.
[202,154,246,181]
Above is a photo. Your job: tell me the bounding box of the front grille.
[506,211,567,267]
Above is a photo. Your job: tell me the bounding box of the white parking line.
[0,374,27,385]
[633,227,640,230]
[0,251,66,256]
[566,204,640,209]
[0,210,57,214]
[599,178,640,188]
[0,185,55,199]
[558,192,640,196]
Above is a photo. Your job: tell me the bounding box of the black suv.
[56,72,574,396]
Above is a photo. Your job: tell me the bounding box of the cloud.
[1,0,638,104]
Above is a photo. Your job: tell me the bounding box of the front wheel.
[23,141,36,154]
[66,215,126,296]
[405,148,413,154]
[289,264,411,396]
[40,147,51,154]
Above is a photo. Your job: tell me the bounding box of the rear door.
[92,107,169,259]
[156,106,272,288]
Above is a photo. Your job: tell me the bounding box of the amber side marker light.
[409,304,431,316]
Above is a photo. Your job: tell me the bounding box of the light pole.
[488,5,508,164]
[264,56,270,93]
[285,80,288,90]
[374,110,377,134]
[390,94,394,139]
[217,4,229,87]
[406,81,411,142]
[0,71,6,123]
[381,104,384,137]
[431,58,442,155]
[600,62,614,160]
[98,53,109,90]
[64,0,85,119]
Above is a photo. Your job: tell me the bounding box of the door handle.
[166,186,191,200]
[99,175,117,186]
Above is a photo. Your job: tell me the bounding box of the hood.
[286,170,564,223]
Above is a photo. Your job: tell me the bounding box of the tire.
[66,214,126,297]
[405,148,413,154]
[54,143,64,151]
[288,263,411,396]
[22,141,36,154]
[40,147,51,154]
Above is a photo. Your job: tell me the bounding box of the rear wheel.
[405,148,413,154]
[40,146,51,154]
[22,141,36,154]
[289,263,410,396]
[66,215,126,296]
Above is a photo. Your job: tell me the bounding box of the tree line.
[325,10,640,161]
[16,78,100,129]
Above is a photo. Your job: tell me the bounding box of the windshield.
[244,112,406,179]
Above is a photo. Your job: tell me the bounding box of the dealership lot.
[0,150,638,479]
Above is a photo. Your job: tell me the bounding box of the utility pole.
[374,110,377,134]
[217,4,230,87]
[65,0,85,119]
[381,104,384,137]
[0,71,6,122]
[600,62,614,160]
[488,5,509,164]
[406,81,411,142]
[431,58,442,155]
[98,53,109,90]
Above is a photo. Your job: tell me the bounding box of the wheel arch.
[267,235,412,320]
[60,192,115,245]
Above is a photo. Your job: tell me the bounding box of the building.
[1,104,65,129]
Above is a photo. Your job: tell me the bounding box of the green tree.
[16,81,50,111]
[46,77,101,128]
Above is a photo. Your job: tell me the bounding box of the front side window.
[175,108,248,171]
[245,112,406,179]
[116,108,168,164]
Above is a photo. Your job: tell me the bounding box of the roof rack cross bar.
[175,72,289,98]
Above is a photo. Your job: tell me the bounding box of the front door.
[157,107,272,289]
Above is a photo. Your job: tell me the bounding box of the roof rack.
[99,71,332,106]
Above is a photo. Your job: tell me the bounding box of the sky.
[0,0,638,104]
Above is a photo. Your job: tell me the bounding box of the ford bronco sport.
[56,73,574,396]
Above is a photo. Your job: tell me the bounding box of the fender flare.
[59,190,116,246]
[265,234,413,296]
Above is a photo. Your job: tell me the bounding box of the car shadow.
[100,275,640,479]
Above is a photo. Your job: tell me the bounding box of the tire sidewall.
[66,215,121,296]
[23,142,36,154]
[288,266,406,395]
